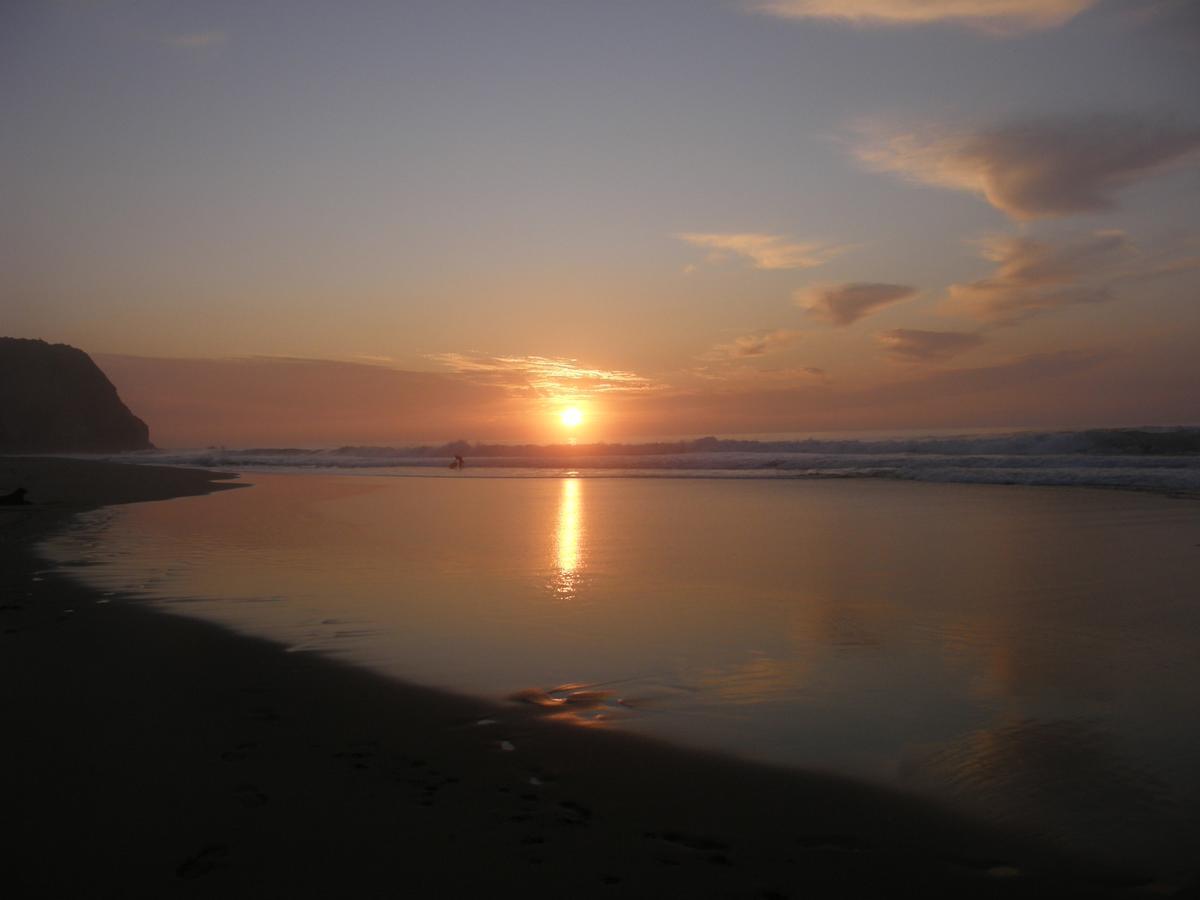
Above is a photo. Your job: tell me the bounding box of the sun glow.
[560,407,583,428]
[552,477,584,598]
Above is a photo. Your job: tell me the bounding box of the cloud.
[946,230,1200,323]
[625,348,1122,436]
[162,31,227,49]
[689,362,829,387]
[751,0,1097,34]
[430,353,657,399]
[859,350,1118,410]
[797,282,917,325]
[878,328,984,362]
[93,354,512,447]
[735,365,827,384]
[676,233,845,270]
[1122,0,1200,44]
[854,115,1200,219]
[97,343,1194,446]
[708,328,805,360]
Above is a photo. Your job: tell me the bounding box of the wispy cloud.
[686,362,835,391]
[1121,0,1200,44]
[797,282,917,326]
[946,230,1200,323]
[750,0,1097,34]
[878,328,984,362]
[853,115,1200,220]
[430,353,657,399]
[688,364,829,389]
[633,348,1123,434]
[706,328,805,360]
[92,354,511,447]
[676,233,845,270]
[161,31,227,49]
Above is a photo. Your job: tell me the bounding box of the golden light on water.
[560,406,583,428]
[553,477,583,596]
[557,478,580,573]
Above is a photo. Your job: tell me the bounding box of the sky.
[3,0,1199,446]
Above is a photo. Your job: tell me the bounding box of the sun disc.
[560,407,583,428]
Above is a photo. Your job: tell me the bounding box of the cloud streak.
[626,348,1123,436]
[162,31,228,49]
[676,233,844,270]
[854,115,1200,219]
[878,328,984,362]
[797,282,917,325]
[93,354,512,447]
[690,364,829,388]
[430,353,657,400]
[946,230,1199,324]
[1122,0,1200,44]
[707,328,805,360]
[751,0,1097,34]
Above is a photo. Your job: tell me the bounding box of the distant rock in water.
[0,337,152,453]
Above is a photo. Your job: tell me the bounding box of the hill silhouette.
[0,337,152,453]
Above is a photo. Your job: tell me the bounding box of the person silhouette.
[0,487,30,505]
[449,455,465,470]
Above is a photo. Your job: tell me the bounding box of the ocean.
[41,428,1200,877]
[99,425,1200,494]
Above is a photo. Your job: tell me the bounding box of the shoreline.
[0,458,1178,897]
[44,450,1200,504]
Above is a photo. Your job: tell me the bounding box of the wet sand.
[0,457,1180,898]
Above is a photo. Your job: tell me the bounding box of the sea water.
[42,472,1200,876]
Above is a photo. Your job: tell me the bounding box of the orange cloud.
[946,231,1200,324]
[620,348,1128,436]
[94,343,1197,446]
[94,354,516,447]
[701,366,829,389]
[854,115,1200,219]
[676,232,845,270]
[752,0,1097,34]
[878,328,984,362]
[430,352,658,400]
[797,282,917,326]
[707,328,805,360]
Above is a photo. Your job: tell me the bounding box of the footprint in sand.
[233,784,269,808]
[249,706,280,722]
[557,800,593,828]
[398,759,460,807]
[944,855,1023,880]
[986,865,1021,879]
[176,844,230,880]
[646,830,733,866]
[220,742,257,762]
[333,747,375,770]
[795,834,869,852]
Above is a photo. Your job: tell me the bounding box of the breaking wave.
[102,427,1200,494]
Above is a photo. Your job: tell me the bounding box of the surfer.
[0,487,29,505]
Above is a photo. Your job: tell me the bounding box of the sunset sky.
[4,0,1199,446]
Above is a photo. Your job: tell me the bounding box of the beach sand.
[0,458,1174,898]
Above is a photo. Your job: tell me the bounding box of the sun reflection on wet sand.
[39,473,1200,874]
[552,476,584,597]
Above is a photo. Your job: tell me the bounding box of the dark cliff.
[0,338,152,453]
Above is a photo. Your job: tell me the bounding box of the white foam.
[78,427,1200,494]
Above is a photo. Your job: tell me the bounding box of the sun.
[560,406,583,428]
